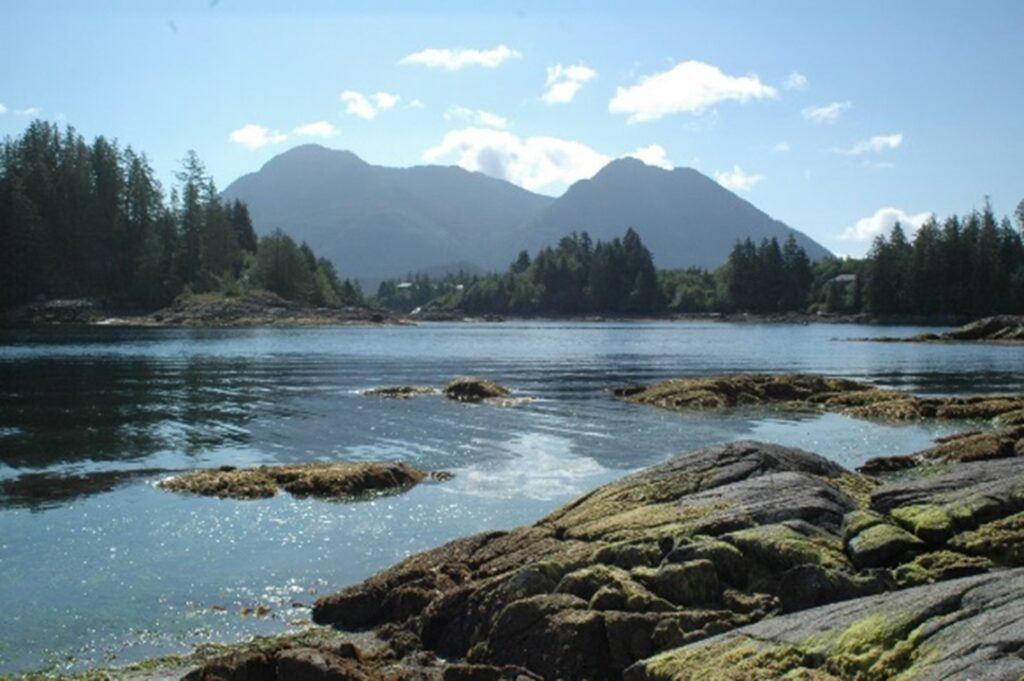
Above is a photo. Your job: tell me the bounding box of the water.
[0,321,1021,674]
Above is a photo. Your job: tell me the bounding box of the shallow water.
[0,321,1020,673]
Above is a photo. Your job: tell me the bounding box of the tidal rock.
[443,377,511,402]
[158,461,431,500]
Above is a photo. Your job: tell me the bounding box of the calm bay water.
[0,321,1021,674]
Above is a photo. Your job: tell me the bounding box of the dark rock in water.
[364,385,438,398]
[624,569,1024,681]
[607,384,647,397]
[158,461,433,500]
[443,377,511,402]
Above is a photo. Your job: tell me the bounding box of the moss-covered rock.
[892,550,993,587]
[949,511,1024,565]
[631,560,720,607]
[846,522,925,569]
[158,461,430,500]
[621,373,1024,427]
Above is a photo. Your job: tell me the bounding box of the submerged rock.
[158,461,433,500]
[364,385,439,398]
[443,377,511,403]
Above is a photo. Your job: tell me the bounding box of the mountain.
[519,158,830,268]
[221,145,553,278]
[221,145,830,279]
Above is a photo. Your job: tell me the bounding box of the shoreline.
[35,373,1024,680]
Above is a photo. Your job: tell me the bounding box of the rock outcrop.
[158,462,432,500]
[865,315,1024,344]
[281,441,1024,680]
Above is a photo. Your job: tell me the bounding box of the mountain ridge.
[221,144,830,280]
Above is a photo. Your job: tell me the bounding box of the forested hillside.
[0,121,362,311]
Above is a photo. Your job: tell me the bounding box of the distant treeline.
[0,121,362,310]
[377,201,1024,318]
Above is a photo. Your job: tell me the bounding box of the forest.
[378,201,1024,318]
[0,121,363,311]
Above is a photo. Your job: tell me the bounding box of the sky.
[1,0,1022,256]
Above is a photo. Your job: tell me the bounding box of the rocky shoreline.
[0,291,404,328]
[39,373,1024,680]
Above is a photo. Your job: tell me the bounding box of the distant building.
[829,273,857,285]
[396,282,413,290]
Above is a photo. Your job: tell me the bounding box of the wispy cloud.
[444,105,509,129]
[423,127,669,192]
[845,132,903,155]
[341,90,399,120]
[400,45,520,70]
[801,100,851,123]
[14,107,41,117]
[841,207,933,241]
[293,121,338,138]
[609,60,777,123]
[229,124,288,149]
[713,165,764,192]
[782,71,809,91]
[772,141,791,153]
[406,98,426,109]
[0,103,7,114]
[542,63,597,105]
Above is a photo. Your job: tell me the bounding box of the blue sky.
[2,0,1022,256]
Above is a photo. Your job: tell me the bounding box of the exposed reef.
[363,377,517,405]
[619,373,1024,424]
[157,461,433,500]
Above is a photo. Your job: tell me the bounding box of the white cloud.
[444,105,509,129]
[713,165,764,192]
[14,107,41,116]
[229,124,288,149]
[400,45,521,70]
[772,141,791,153]
[801,100,851,123]
[841,207,933,241]
[341,90,400,120]
[423,127,671,192]
[0,103,6,114]
[542,63,597,104]
[782,72,809,91]
[293,121,338,138]
[609,60,777,123]
[625,144,672,169]
[406,98,426,109]
[846,132,903,155]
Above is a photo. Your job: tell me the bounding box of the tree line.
[401,228,661,315]
[0,121,362,310]
[377,200,1024,318]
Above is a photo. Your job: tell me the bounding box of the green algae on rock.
[620,373,1024,426]
[157,461,432,500]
